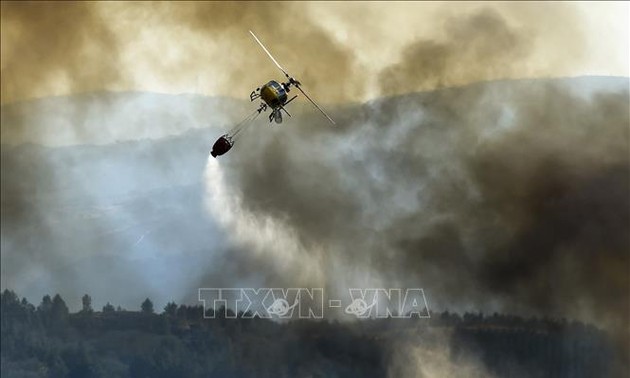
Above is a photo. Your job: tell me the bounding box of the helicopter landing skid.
[250,88,261,102]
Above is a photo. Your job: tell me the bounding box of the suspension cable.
[231,110,261,140]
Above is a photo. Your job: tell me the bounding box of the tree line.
[0,290,624,377]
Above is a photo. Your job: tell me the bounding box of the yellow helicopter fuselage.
[260,80,288,109]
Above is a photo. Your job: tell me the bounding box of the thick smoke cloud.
[0,2,121,102]
[379,9,532,95]
[377,4,588,96]
[205,77,629,336]
[1,2,605,110]
[1,2,361,107]
[164,2,362,102]
[1,2,125,146]
[1,2,363,146]
[388,329,495,378]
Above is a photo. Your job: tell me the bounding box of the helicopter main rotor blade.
[249,30,290,79]
[295,85,336,125]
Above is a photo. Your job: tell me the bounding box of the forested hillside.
[1,290,622,377]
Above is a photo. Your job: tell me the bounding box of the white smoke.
[387,328,496,378]
[203,155,326,287]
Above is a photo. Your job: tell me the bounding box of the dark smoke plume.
[1,2,121,103]
[1,2,362,107]
[211,77,629,343]
[378,5,585,96]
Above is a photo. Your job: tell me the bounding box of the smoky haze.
[3,77,626,326]
[1,3,629,375]
[211,77,629,328]
[1,2,619,108]
[197,76,629,377]
[377,4,588,95]
[0,2,122,103]
[378,8,534,94]
[1,2,362,106]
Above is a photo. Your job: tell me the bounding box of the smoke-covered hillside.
[1,77,628,348]
[0,289,623,378]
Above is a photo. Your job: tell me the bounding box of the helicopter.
[211,31,335,158]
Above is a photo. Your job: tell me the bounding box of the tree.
[164,302,178,317]
[141,298,154,314]
[1,290,22,327]
[1,289,19,307]
[37,294,54,328]
[102,302,115,314]
[51,294,69,317]
[50,294,69,329]
[62,343,94,378]
[81,294,93,314]
[38,294,53,313]
[21,297,35,313]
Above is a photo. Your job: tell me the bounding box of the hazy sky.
[1,2,628,105]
